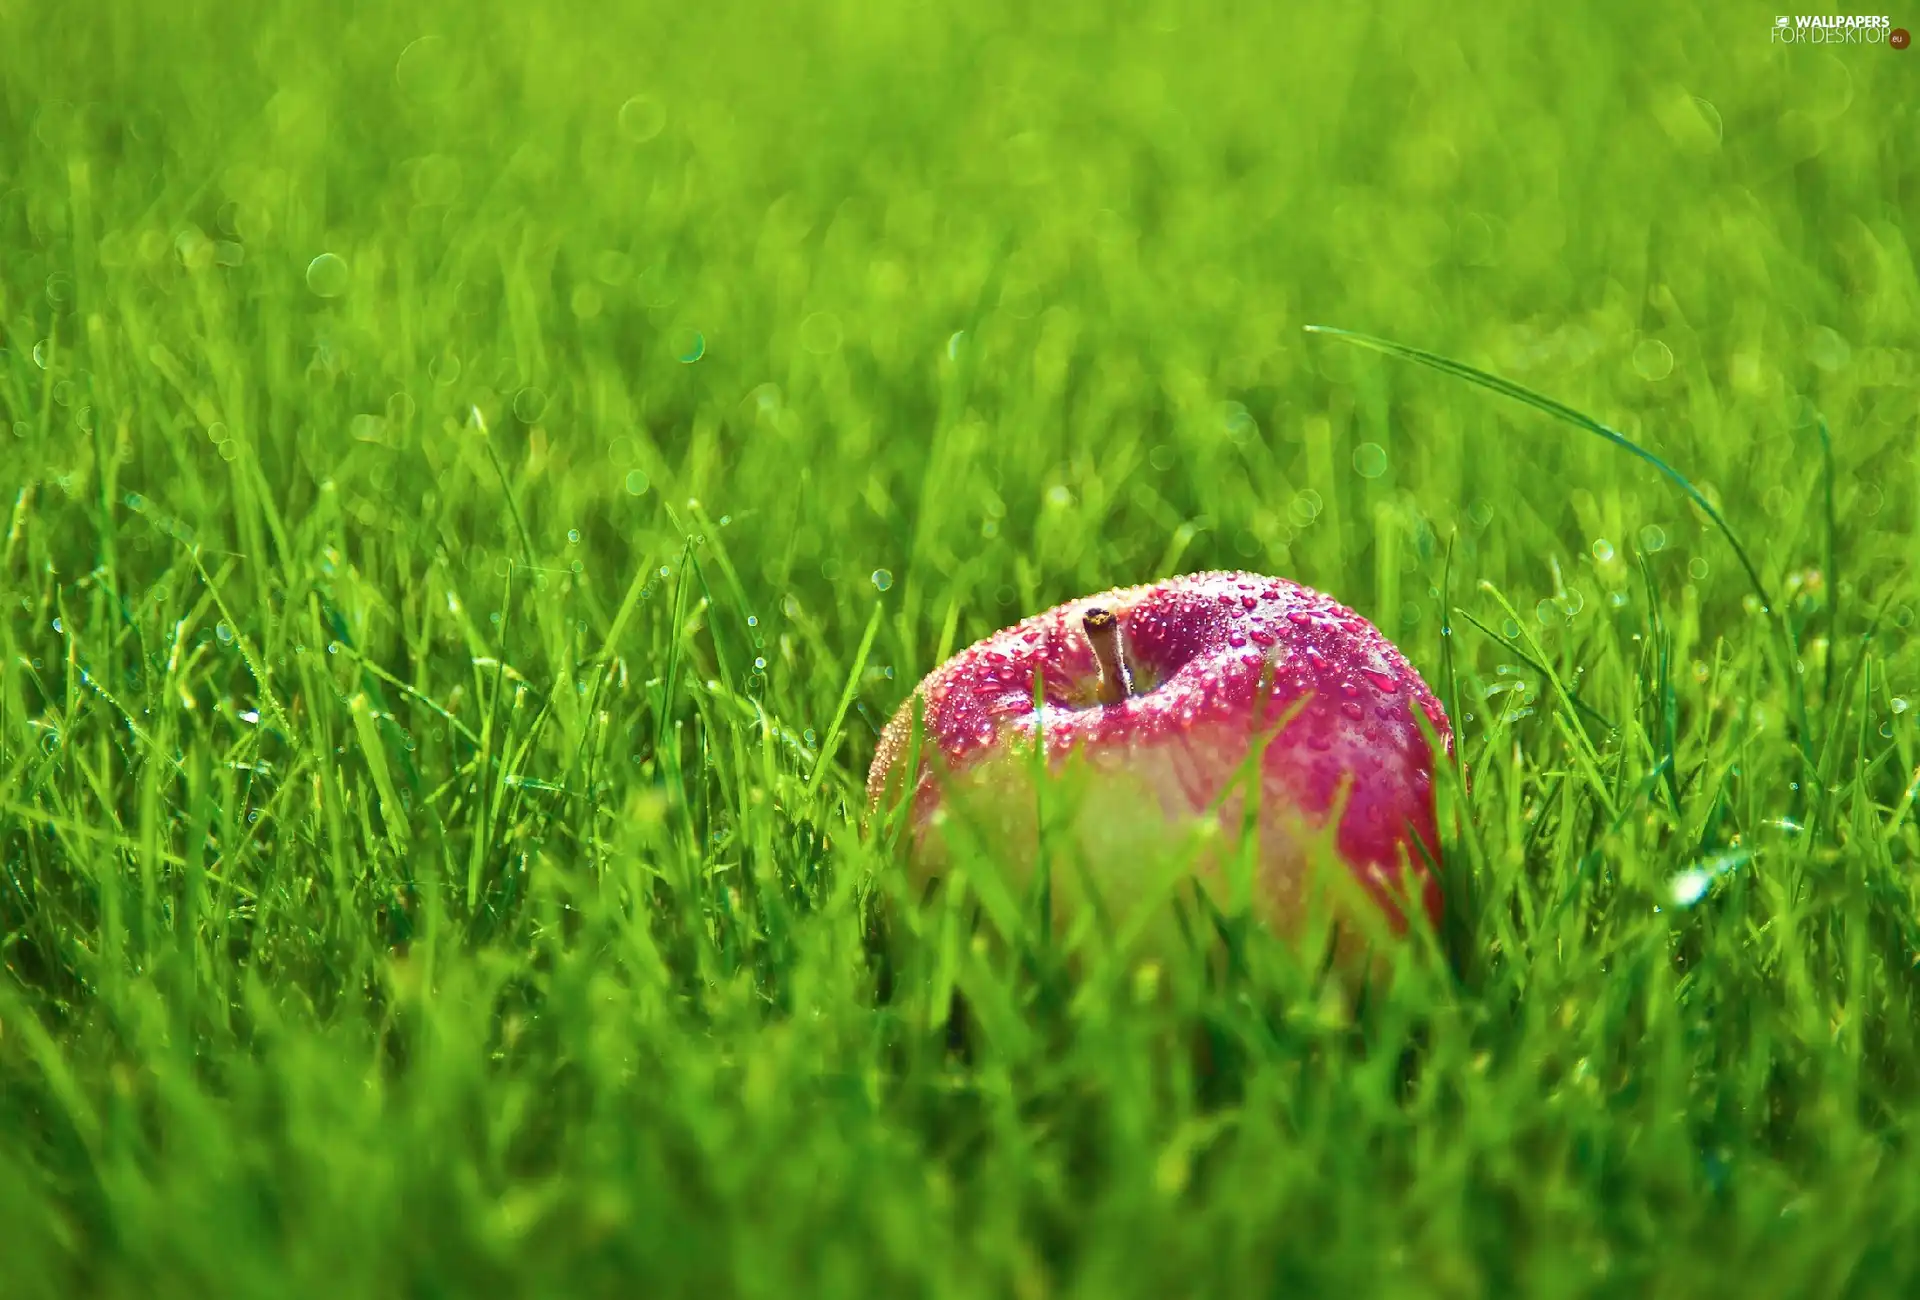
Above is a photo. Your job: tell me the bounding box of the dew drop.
[1250,628,1276,647]
[1809,325,1851,373]
[1361,668,1399,693]
[618,95,667,142]
[801,312,844,355]
[672,329,706,363]
[1287,610,1313,627]
[1632,338,1674,381]
[1228,633,1247,648]
[1669,869,1709,907]
[305,252,349,298]
[395,36,456,102]
[1338,680,1360,699]
[512,387,548,422]
[871,568,894,592]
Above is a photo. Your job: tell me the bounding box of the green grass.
[3,0,1919,1294]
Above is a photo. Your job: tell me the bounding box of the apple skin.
[867,570,1451,942]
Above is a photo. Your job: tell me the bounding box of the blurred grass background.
[2,0,1919,1294]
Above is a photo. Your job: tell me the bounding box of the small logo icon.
[1892,26,1912,47]
[1775,14,1791,26]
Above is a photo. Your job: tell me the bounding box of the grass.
[3,0,1919,1294]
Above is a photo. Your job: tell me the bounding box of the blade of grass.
[1451,606,1615,733]
[806,600,883,801]
[1817,412,1837,710]
[1303,324,1773,610]
[474,405,535,571]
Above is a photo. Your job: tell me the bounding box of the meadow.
[3,0,1919,1294]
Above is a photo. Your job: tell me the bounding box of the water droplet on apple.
[1287,610,1313,627]
[1240,596,1258,610]
[1251,628,1275,647]
[1341,701,1365,721]
[1228,633,1248,648]
[1361,668,1399,692]
[1338,680,1360,699]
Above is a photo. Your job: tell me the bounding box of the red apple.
[867,570,1451,947]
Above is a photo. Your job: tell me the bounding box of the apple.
[867,570,1451,952]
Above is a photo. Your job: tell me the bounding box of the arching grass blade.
[1303,324,1774,612]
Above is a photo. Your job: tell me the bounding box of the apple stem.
[1082,607,1133,704]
